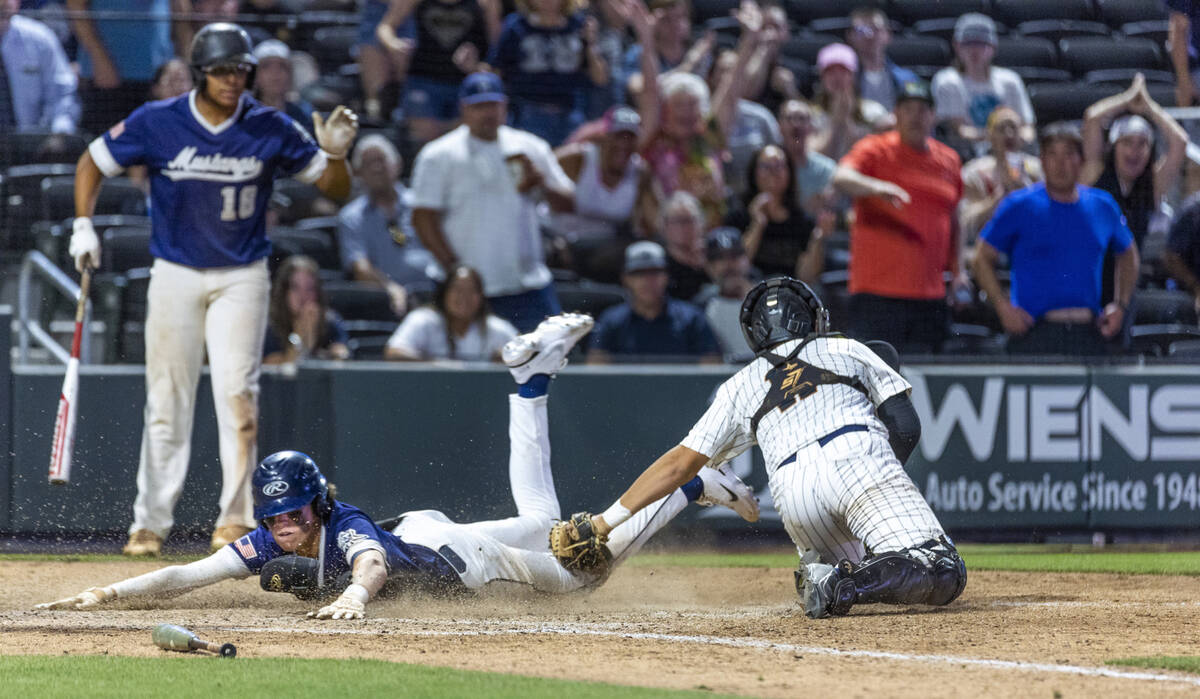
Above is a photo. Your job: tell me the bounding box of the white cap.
[1108,114,1154,146]
[253,39,291,63]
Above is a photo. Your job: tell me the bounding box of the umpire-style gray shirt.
[337,184,438,294]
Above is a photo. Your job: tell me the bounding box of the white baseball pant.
[770,426,945,566]
[130,258,269,538]
[394,394,688,592]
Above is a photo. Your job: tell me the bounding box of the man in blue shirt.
[35,314,758,619]
[589,241,721,363]
[0,0,78,132]
[973,123,1139,355]
[67,23,356,557]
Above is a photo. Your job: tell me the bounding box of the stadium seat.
[1168,339,1200,358]
[309,26,359,73]
[1059,37,1165,77]
[1096,0,1167,28]
[692,0,739,24]
[555,280,627,319]
[1011,66,1073,84]
[40,175,146,225]
[911,17,1002,43]
[114,266,151,363]
[271,178,329,224]
[44,214,151,270]
[784,0,847,23]
[1027,81,1120,124]
[1083,68,1175,88]
[993,0,1094,25]
[1,163,74,250]
[1121,20,1169,45]
[101,226,154,273]
[1130,324,1200,357]
[270,227,340,272]
[1016,19,1110,43]
[294,215,341,241]
[886,35,951,68]
[887,0,991,26]
[807,16,853,36]
[0,132,89,170]
[995,36,1058,68]
[781,33,840,64]
[1131,288,1199,326]
[323,280,396,322]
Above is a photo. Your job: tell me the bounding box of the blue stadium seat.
[995,36,1058,68]
[781,33,840,64]
[323,280,396,322]
[1011,66,1073,84]
[101,226,154,273]
[993,0,1094,25]
[1082,68,1175,88]
[1016,19,1110,43]
[1058,36,1165,77]
[1096,0,1167,28]
[309,26,359,73]
[785,0,849,23]
[886,35,951,69]
[1,163,74,250]
[887,0,991,26]
[1121,20,1169,45]
[1027,81,1118,124]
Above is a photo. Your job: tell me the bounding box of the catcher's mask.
[189,22,257,92]
[252,450,332,526]
[739,276,829,354]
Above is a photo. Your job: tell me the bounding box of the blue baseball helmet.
[252,451,330,522]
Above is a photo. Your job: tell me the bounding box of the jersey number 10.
[219,185,258,221]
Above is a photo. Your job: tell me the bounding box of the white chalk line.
[219,620,1200,688]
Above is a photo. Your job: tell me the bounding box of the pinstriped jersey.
[679,335,911,476]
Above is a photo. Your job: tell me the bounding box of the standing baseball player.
[576,277,967,618]
[67,23,358,556]
[36,313,759,618]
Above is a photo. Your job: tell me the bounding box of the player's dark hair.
[432,264,494,360]
[268,255,334,353]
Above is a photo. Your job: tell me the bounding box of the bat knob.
[219,643,237,658]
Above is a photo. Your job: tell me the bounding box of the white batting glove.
[69,217,101,273]
[34,586,115,611]
[308,583,368,620]
[312,105,359,160]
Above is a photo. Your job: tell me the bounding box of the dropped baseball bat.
[48,267,90,485]
[152,624,237,658]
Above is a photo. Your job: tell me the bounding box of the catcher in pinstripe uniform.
[576,276,966,618]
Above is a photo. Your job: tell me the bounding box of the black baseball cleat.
[795,562,856,619]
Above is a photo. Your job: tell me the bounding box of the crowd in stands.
[6,0,1200,364]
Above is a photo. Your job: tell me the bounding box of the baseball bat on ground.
[48,267,91,485]
[152,624,237,657]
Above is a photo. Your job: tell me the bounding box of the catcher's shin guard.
[259,555,347,600]
[844,538,967,607]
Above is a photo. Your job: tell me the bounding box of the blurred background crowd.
[5,0,1200,364]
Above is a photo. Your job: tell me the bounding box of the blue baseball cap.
[459,72,506,105]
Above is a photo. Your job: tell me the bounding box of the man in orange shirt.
[832,80,967,354]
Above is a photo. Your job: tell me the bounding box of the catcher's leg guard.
[259,555,346,600]
[845,537,966,607]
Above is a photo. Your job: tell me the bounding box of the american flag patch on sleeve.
[234,536,257,559]
[108,121,125,139]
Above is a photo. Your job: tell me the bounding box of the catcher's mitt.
[549,512,613,575]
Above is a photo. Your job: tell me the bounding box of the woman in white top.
[384,264,518,361]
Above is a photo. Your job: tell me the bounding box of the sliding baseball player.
[36,314,758,618]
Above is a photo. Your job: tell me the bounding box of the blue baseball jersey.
[228,501,455,583]
[89,90,326,268]
[488,12,589,108]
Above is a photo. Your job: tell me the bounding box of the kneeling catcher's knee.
[259,555,346,600]
[847,537,966,607]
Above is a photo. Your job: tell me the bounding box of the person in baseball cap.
[458,71,507,105]
[813,42,893,160]
[457,71,508,143]
[953,12,997,47]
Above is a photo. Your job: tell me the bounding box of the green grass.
[1,656,740,699]
[1106,657,1200,674]
[625,545,1200,575]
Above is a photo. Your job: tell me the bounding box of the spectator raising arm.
[1081,73,1188,205]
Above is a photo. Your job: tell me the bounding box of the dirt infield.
[3,558,1199,698]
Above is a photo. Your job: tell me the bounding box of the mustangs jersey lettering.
[680,335,911,475]
[228,501,451,581]
[89,91,325,268]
